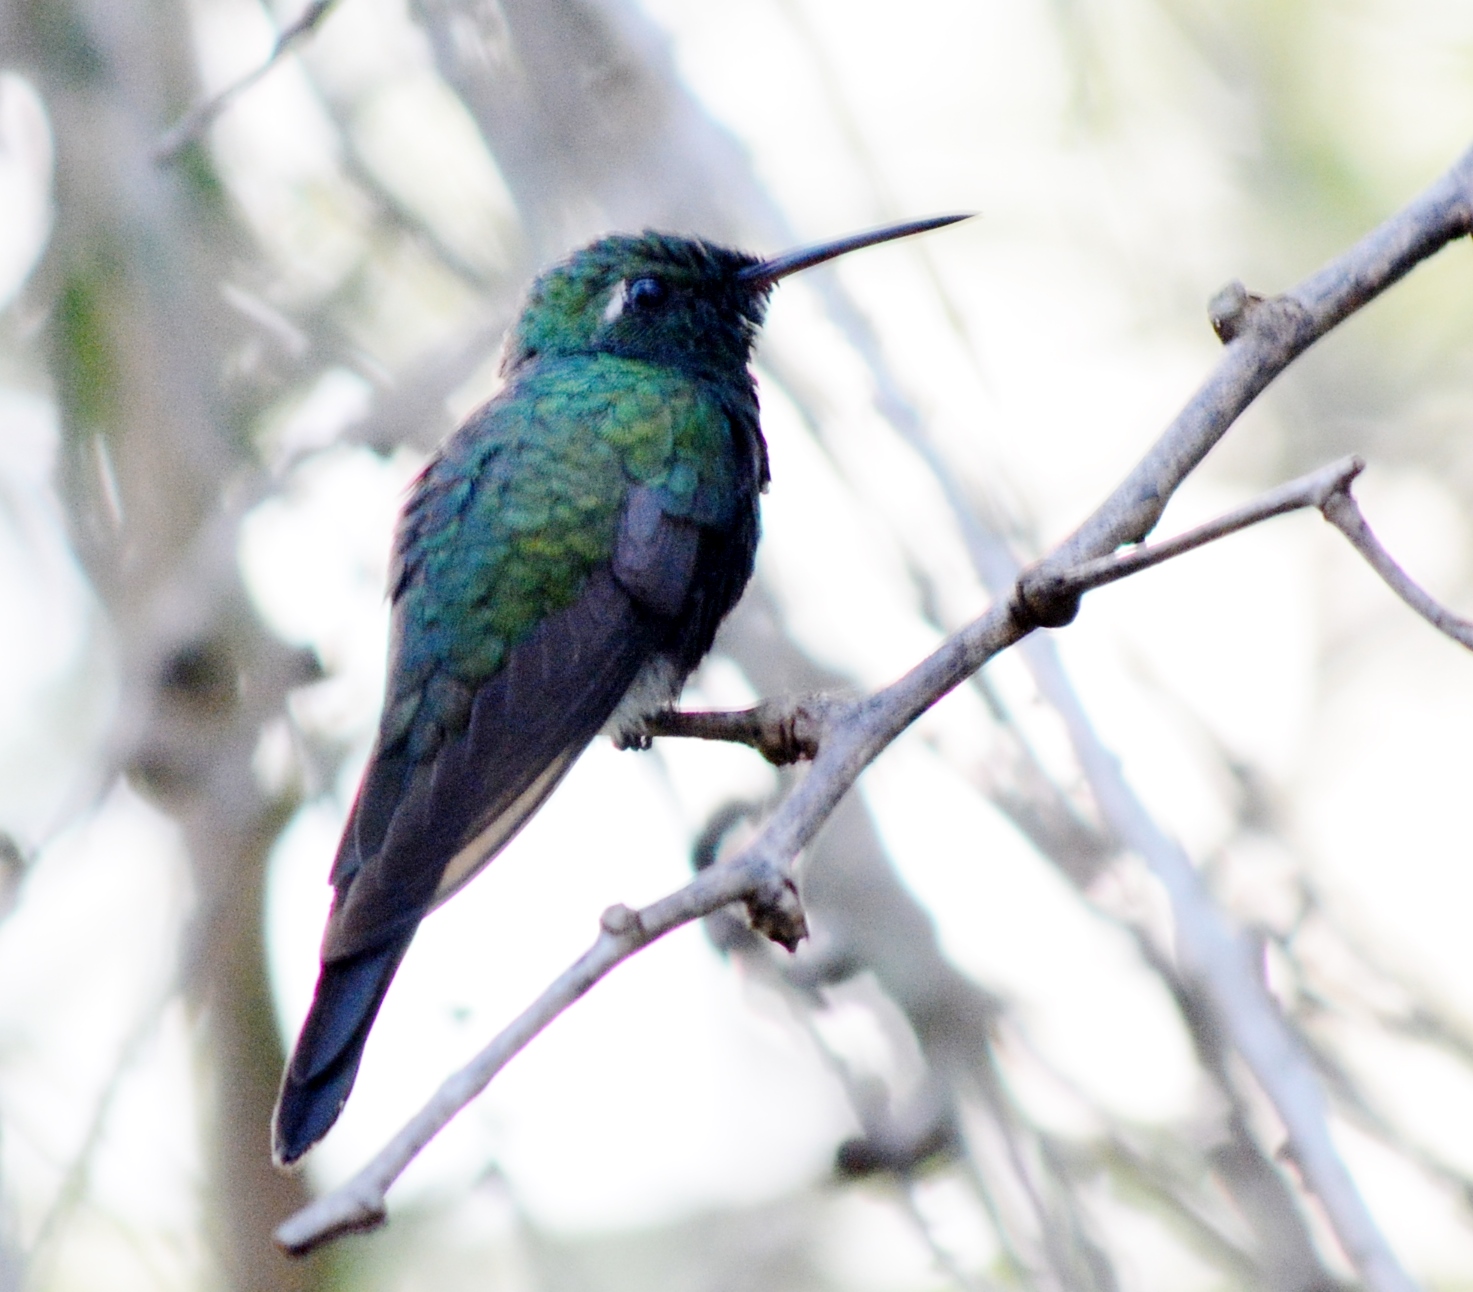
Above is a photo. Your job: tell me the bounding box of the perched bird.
[273,215,967,1166]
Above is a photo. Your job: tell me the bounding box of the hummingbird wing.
[274,362,739,1164]
[273,567,667,1163]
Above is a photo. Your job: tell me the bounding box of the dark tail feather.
[273,938,411,1166]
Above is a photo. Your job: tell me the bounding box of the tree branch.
[276,597,1028,1254]
[278,142,1473,1277]
[272,440,1462,1263]
[153,0,342,164]
[276,857,806,1252]
[1015,143,1473,629]
[1320,486,1473,651]
[1025,455,1365,604]
[624,693,843,764]
[641,454,1370,766]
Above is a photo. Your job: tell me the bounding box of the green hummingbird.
[272,214,967,1166]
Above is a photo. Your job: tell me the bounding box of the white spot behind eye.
[602,279,626,324]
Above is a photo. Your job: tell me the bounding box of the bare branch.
[640,454,1368,768]
[1016,143,1473,629]
[1320,486,1473,651]
[276,857,803,1253]
[1037,455,1365,601]
[272,459,1456,1261]
[1013,625,1419,1292]
[897,1184,1001,1292]
[153,0,341,164]
[625,693,844,764]
[279,136,1473,1279]
[277,597,1028,1254]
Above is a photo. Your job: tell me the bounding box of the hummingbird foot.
[613,728,654,752]
[605,655,684,751]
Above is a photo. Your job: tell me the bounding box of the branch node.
[1210,283,1320,353]
[599,903,643,937]
[762,695,832,763]
[1009,571,1080,631]
[1317,467,1473,653]
[1208,280,1267,343]
[1315,455,1367,506]
[743,866,807,952]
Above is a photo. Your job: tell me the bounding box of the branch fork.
[277,445,1473,1262]
[277,141,1473,1285]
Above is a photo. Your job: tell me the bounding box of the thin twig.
[643,454,1370,765]
[276,860,808,1252]
[153,0,342,164]
[1014,632,1417,1292]
[628,693,842,764]
[1037,456,1364,600]
[897,1184,1000,1292]
[1319,487,1473,650]
[1015,144,1473,630]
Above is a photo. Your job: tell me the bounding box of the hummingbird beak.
[736,213,973,287]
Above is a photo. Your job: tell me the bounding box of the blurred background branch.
[153,0,343,164]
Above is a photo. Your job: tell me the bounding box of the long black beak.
[736,213,972,287]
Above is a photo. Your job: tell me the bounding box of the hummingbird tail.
[272,937,412,1166]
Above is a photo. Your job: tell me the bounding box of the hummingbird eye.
[627,276,667,311]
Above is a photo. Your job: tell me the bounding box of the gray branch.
[1321,487,1473,651]
[1015,143,1473,630]
[1036,455,1365,600]
[626,693,844,764]
[276,865,809,1252]
[153,0,342,164]
[277,133,1473,1280]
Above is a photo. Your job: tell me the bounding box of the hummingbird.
[272,214,967,1166]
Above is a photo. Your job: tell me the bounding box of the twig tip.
[274,1193,387,1257]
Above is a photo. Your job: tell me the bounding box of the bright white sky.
[3,0,1473,1288]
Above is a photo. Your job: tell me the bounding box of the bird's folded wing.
[612,484,702,616]
[322,567,656,962]
[321,493,704,965]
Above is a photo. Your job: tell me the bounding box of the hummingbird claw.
[613,725,653,752]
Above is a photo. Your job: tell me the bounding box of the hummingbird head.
[500,216,970,380]
[501,234,767,380]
